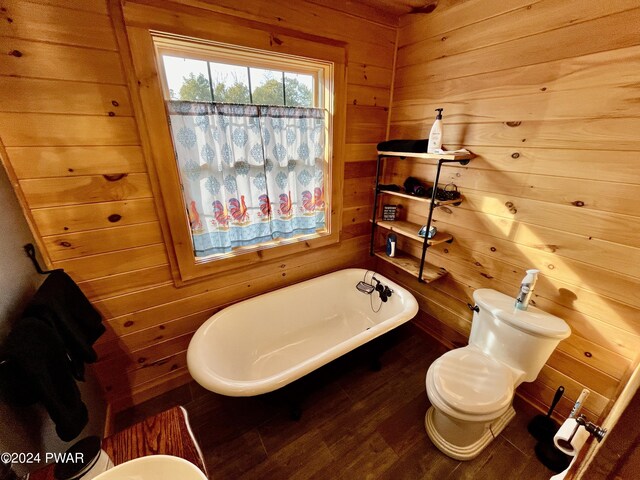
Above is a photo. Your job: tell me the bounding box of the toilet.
[425,288,571,461]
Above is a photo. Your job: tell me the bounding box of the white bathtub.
[187,268,419,396]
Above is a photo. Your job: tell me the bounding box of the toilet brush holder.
[528,385,564,441]
[535,440,573,473]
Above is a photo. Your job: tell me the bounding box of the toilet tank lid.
[474,289,571,339]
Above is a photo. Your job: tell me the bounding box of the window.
[154,36,333,260]
[123,20,345,283]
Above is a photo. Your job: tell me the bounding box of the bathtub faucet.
[372,277,393,303]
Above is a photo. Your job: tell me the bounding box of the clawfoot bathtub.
[187,268,419,396]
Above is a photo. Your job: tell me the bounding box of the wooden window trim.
[118,1,346,285]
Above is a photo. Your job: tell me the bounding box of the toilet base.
[425,405,516,461]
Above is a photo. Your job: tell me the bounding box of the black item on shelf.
[426,183,461,202]
[377,139,429,153]
[378,183,402,192]
[441,183,461,201]
[528,386,564,442]
[404,177,428,197]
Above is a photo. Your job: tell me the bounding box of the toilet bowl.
[425,289,571,460]
[424,346,519,460]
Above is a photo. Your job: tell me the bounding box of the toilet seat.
[427,347,514,420]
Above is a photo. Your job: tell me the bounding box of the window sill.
[175,229,340,285]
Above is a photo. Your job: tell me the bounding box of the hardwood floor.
[114,325,557,479]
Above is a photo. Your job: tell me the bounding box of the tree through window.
[163,56,314,107]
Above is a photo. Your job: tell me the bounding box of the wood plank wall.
[383,0,640,421]
[0,0,396,409]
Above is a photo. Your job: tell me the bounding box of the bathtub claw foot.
[289,402,302,421]
[370,357,382,372]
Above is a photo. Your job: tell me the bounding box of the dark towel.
[0,317,88,441]
[377,139,429,153]
[24,271,104,381]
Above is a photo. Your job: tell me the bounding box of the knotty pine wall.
[381,0,640,421]
[3,0,638,420]
[0,0,395,409]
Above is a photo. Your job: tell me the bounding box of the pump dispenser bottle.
[515,269,539,310]
[427,108,444,153]
[386,233,397,257]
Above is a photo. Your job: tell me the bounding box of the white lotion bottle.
[515,268,539,310]
[427,108,444,153]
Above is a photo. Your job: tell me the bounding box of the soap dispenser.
[515,269,539,310]
[427,108,444,153]
[386,233,397,258]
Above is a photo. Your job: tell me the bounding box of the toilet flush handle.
[467,303,479,313]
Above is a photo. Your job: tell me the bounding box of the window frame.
[157,42,323,107]
[123,20,345,285]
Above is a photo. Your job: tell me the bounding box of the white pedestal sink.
[93,455,207,480]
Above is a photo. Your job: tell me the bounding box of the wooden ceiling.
[306,0,444,26]
[356,0,439,17]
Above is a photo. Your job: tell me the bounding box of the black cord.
[363,270,383,313]
[370,292,383,313]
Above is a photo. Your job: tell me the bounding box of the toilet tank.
[469,289,571,383]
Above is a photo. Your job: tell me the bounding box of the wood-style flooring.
[115,325,558,479]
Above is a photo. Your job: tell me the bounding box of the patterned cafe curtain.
[167,101,327,257]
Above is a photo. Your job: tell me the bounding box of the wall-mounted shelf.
[370,148,474,282]
[372,219,453,245]
[373,251,447,283]
[376,150,474,162]
[377,189,464,206]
